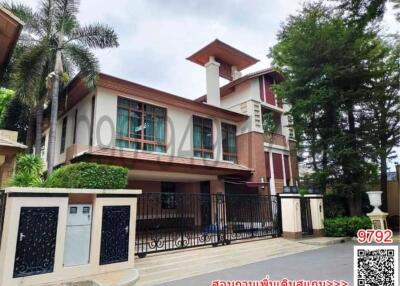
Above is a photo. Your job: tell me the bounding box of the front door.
[14,207,59,278]
[100,206,130,265]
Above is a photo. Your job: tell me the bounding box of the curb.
[298,237,352,246]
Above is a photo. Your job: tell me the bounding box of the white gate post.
[279,194,302,239]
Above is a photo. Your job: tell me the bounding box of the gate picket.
[135,192,281,256]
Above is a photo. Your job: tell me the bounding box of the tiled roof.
[88,147,252,172]
[0,137,27,149]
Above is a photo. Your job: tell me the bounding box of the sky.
[21,0,399,169]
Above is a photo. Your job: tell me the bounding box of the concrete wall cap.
[4,187,142,195]
[279,193,301,197]
[303,194,324,198]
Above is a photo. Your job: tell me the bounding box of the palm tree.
[2,0,119,173]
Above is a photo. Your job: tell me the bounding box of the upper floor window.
[193,116,213,159]
[221,123,237,163]
[116,97,166,153]
[60,117,67,153]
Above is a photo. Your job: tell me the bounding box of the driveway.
[135,237,325,285]
[158,241,399,286]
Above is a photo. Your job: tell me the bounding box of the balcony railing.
[263,132,287,147]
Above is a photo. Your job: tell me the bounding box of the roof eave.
[97,73,248,123]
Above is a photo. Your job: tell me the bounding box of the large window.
[60,117,67,153]
[221,123,237,163]
[193,116,213,159]
[116,97,166,152]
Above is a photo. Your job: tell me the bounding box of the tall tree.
[0,88,14,128]
[2,0,119,173]
[361,41,400,211]
[270,2,386,214]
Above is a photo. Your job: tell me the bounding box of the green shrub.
[15,154,43,176]
[44,162,128,189]
[10,154,43,187]
[10,172,43,187]
[324,216,372,237]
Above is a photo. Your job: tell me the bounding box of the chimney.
[205,56,221,107]
[186,39,259,106]
[231,66,242,80]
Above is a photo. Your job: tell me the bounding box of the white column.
[231,66,242,80]
[281,153,287,186]
[205,56,221,107]
[269,151,276,195]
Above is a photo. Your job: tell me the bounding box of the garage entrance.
[135,192,281,257]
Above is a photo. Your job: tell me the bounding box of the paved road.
[158,241,397,286]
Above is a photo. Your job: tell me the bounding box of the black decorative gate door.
[100,206,130,265]
[224,194,281,242]
[14,207,59,278]
[300,198,313,235]
[136,193,281,257]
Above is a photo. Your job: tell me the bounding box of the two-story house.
[42,39,298,198]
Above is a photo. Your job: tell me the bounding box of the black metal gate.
[100,205,131,265]
[135,192,281,257]
[14,207,59,278]
[0,191,6,248]
[300,197,313,235]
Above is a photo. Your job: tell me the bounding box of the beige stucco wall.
[0,189,140,286]
[50,93,94,167]
[220,80,259,109]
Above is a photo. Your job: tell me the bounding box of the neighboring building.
[0,130,26,188]
[42,39,299,196]
[0,7,24,81]
[0,8,25,188]
[386,165,399,230]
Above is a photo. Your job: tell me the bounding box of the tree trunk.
[47,75,59,175]
[47,29,64,175]
[34,99,44,157]
[349,192,362,216]
[25,114,35,154]
[380,156,388,212]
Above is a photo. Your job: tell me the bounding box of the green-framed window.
[116,97,166,153]
[221,123,237,163]
[193,116,213,159]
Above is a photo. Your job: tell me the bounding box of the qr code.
[354,246,398,286]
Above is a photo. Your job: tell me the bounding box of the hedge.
[44,163,128,189]
[324,216,372,237]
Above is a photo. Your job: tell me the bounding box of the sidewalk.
[135,237,342,286]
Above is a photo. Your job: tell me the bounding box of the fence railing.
[135,192,281,257]
[0,190,6,248]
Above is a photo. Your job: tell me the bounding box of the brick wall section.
[275,179,284,194]
[289,140,299,184]
[237,132,266,182]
